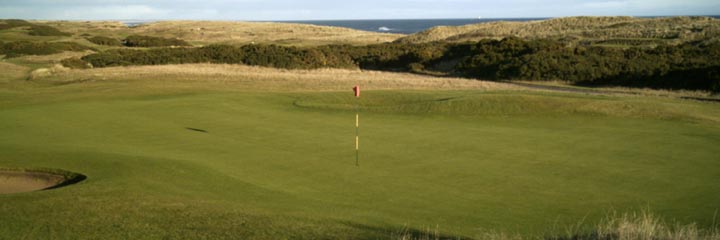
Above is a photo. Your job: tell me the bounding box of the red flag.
[353,86,360,98]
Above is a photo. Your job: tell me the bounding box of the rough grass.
[552,211,720,240]
[0,19,70,37]
[36,20,404,47]
[27,63,521,92]
[396,16,720,46]
[130,21,404,46]
[296,91,720,123]
[512,81,719,99]
[0,62,29,83]
[396,212,720,240]
[9,50,95,65]
[0,28,66,42]
[0,41,93,58]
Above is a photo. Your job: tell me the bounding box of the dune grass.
[395,211,720,240]
[126,21,404,46]
[30,20,404,47]
[24,63,520,92]
[0,64,718,239]
[396,16,720,46]
[561,211,720,240]
[0,62,29,83]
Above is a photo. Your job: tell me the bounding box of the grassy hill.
[396,16,720,47]
[30,20,404,46]
[129,21,404,46]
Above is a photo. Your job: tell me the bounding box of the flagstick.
[353,85,360,167]
[355,98,360,167]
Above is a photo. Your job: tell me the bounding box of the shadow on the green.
[186,127,208,133]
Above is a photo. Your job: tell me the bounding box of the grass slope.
[129,21,404,46]
[0,65,719,239]
[28,20,404,47]
[396,16,720,47]
[0,62,29,84]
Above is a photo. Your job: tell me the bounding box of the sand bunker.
[0,169,85,194]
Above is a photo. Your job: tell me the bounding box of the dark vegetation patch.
[593,38,666,46]
[453,37,720,91]
[60,57,92,69]
[86,36,122,46]
[81,38,720,92]
[0,41,92,58]
[27,25,71,36]
[0,19,71,36]
[0,19,33,30]
[123,35,190,47]
[81,44,357,69]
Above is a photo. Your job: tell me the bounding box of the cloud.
[582,1,629,9]
[63,5,170,20]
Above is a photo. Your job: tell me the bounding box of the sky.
[0,0,718,21]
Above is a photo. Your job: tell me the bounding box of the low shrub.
[60,57,91,69]
[86,36,122,46]
[0,19,71,36]
[0,19,32,30]
[82,44,356,69]
[123,35,190,47]
[0,41,92,58]
[27,25,71,36]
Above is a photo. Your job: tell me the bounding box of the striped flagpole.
[355,111,359,166]
[353,86,360,167]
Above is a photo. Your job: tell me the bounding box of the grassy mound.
[396,16,720,46]
[0,62,29,83]
[0,19,71,36]
[24,63,518,92]
[5,20,403,47]
[123,35,190,47]
[0,19,33,30]
[0,41,92,58]
[129,20,404,46]
[85,36,122,46]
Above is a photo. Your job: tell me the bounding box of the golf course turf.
[1,76,718,239]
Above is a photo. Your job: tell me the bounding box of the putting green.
[0,89,718,239]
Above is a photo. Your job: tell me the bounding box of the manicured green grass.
[0,84,719,239]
